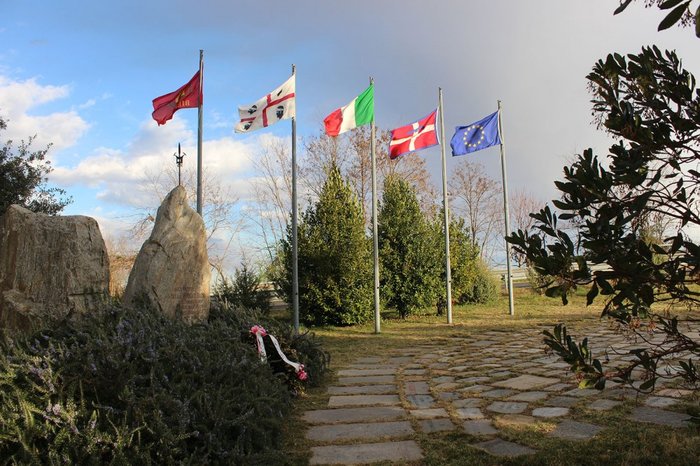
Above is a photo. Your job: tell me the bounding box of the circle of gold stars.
[463,124,485,148]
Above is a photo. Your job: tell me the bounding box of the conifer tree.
[378,175,440,318]
[278,165,372,326]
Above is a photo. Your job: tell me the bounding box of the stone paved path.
[303,325,696,464]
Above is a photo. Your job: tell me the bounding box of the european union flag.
[450,110,501,156]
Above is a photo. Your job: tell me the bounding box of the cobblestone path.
[303,324,696,464]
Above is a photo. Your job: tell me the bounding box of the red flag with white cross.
[388,109,439,159]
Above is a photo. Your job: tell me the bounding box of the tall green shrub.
[278,165,372,326]
[379,176,441,318]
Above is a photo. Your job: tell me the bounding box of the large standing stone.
[123,186,209,322]
[0,205,110,330]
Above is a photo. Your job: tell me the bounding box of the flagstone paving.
[302,324,697,465]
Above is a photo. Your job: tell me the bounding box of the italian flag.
[323,84,374,137]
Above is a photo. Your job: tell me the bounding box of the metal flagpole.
[196,50,204,216]
[292,64,300,333]
[497,100,515,316]
[370,77,381,334]
[438,88,453,324]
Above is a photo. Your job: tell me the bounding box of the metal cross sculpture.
[174,143,185,186]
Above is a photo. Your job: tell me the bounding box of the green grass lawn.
[279,288,699,465]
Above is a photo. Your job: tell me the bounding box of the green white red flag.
[323,84,374,137]
[151,71,201,126]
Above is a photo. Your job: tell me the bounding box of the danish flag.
[388,109,439,159]
[235,75,296,133]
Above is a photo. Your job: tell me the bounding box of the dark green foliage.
[0,116,71,216]
[507,46,700,391]
[614,0,699,36]
[0,302,328,464]
[379,176,441,318]
[214,264,271,312]
[278,165,373,326]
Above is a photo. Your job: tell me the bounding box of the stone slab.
[507,391,549,402]
[337,368,395,377]
[463,420,498,436]
[546,396,579,408]
[438,392,459,401]
[406,394,436,409]
[629,406,692,428]
[419,418,456,433]
[486,401,528,414]
[404,381,430,395]
[337,375,395,385]
[453,398,482,408]
[532,407,569,418]
[644,396,678,408]
[563,388,598,398]
[327,384,396,395]
[434,382,460,391]
[473,438,536,457]
[656,388,694,398]
[310,440,423,465]
[388,356,414,364]
[328,394,400,407]
[354,357,381,364]
[495,414,538,426]
[482,389,517,399]
[457,376,491,384]
[433,376,456,383]
[458,384,491,393]
[587,399,622,411]
[306,420,414,442]
[410,408,449,419]
[303,406,405,424]
[543,383,574,392]
[493,374,560,390]
[549,420,603,441]
[455,408,485,420]
[403,369,427,375]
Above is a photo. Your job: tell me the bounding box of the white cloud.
[0,75,89,150]
[51,116,274,210]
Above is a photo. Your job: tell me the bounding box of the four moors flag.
[151,71,202,126]
[323,84,374,136]
[388,109,439,159]
[235,75,296,133]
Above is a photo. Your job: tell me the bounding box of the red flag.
[388,109,439,159]
[152,71,202,125]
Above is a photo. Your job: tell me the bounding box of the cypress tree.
[378,175,440,318]
[279,165,372,326]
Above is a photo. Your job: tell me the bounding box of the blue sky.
[2,0,698,266]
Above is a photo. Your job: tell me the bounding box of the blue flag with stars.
[450,110,501,156]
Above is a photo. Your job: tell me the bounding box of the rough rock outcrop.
[0,205,110,330]
[123,186,210,322]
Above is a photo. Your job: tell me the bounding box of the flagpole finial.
[292,64,296,75]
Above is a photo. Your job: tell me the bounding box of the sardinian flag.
[235,75,296,133]
[388,109,439,159]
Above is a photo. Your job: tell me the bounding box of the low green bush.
[0,302,328,464]
[461,261,498,304]
[214,264,271,313]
